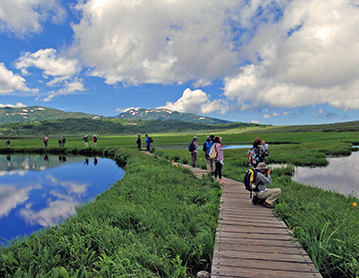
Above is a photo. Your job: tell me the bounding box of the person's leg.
[191,152,197,167]
[256,188,281,206]
[205,156,211,173]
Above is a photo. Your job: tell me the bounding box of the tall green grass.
[154,138,359,278]
[0,147,220,277]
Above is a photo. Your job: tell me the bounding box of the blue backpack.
[243,169,260,198]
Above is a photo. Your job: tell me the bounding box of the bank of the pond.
[0,147,221,277]
[154,147,359,278]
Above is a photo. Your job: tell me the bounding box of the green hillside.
[116,108,231,124]
[0,106,99,125]
[0,118,258,137]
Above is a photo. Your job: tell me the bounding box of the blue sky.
[1,0,359,125]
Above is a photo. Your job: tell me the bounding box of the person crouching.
[253,162,281,208]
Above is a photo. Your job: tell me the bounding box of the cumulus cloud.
[0,63,35,94]
[0,0,66,36]
[72,0,239,86]
[158,88,228,115]
[116,107,141,113]
[16,49,80,78]
[223,0,359,112]
[15,49,85,101]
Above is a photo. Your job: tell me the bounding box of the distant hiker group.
[244,137,281,208]
[136,134,153,151]
[189,135,225,184]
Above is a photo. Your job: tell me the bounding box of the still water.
[293,152,359,197]
[0,154,124,246]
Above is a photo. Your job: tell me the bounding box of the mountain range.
[116,108,231,124]
[0,106,231,125]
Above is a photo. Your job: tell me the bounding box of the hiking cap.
[257,162,268,170]
[193,136,198,140]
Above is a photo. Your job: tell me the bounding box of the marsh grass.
[155,135,359,278]
[0,147,220,277]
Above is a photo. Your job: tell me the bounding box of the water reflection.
[293,152,359,197]
[0,154,124,245]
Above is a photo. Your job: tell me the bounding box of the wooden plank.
[211,266,322,278]
[179,163,323,278]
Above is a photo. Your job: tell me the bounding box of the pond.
[0,154,125,246]
[293,152,359,197]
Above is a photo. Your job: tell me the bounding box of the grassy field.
[2,124,359,277]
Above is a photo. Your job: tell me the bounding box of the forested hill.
[0,118,258,137]
[116,108,231,124]
[0,106,99,125]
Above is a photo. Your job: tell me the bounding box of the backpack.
[209,144,217,159]
[247,147,260,166]
[243,169,260,198]
[188,141,195,152]
[148,137,153,143]
[202,142,207,152]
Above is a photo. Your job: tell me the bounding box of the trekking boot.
[252,195,258,205]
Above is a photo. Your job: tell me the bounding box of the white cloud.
[158,88,228,115]
[263,112,280,119]
[223,0,359,112]
[0,103,26,108]
[43,79,85,102]
[283,111,291,116]
[0,63,35,94]
[15,49,85,102]
[16,49,80,77]
[72,0,239,86]
[0,0,66,36]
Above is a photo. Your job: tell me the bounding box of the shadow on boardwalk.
[186,164,323,278]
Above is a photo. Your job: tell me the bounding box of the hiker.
[6,139,10,148]
[136,135,142,150]
[213,136,225,184]
[252,162,281,208]
[204,136,215,174]
[92,135,97,147]
[43,137,48,147]
[83,135,89,147]
[248,137,269,168]
[190,136,199,167]
[61,137,66,147]
[145,134,152,151]
[58,137,62,147]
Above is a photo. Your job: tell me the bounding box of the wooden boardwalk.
[186,165,323,278]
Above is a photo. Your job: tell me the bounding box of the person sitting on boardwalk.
[253,162,281,208]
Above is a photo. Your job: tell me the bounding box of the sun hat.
[193,136,198,140]
[257,162,268,170]
[206,136,211,141]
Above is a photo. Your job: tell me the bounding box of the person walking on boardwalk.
[190,136,199,167]
[92,135,97,147]
[145,134,152,152]
[213,136,224,184]
[58,137,62,147]
[136,135,142,150]
[6,139,10,148]
[204,136,215,174]
[252,162,281,208]
[61,137,66,147]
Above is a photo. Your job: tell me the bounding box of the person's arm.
[256,171,272,185]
